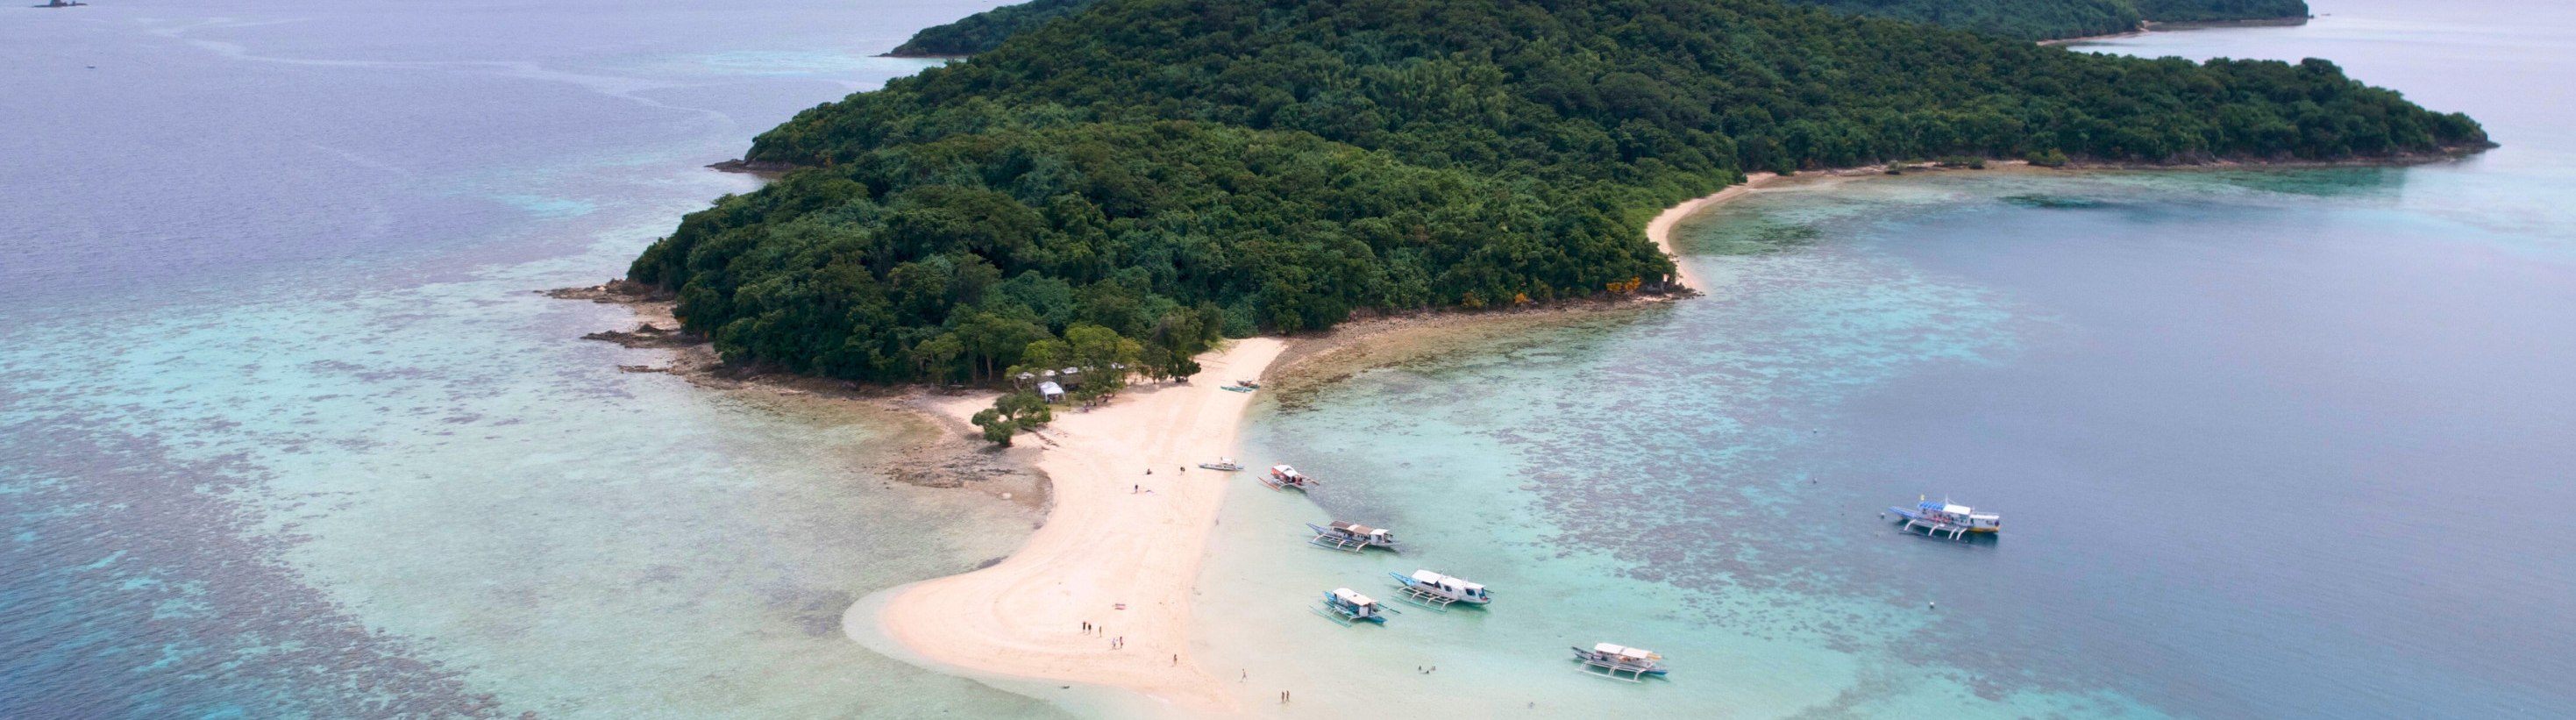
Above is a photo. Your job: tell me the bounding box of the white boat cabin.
[1592,643,1662,667]
[1408,570,1489,602]
[1329,588,1383,617]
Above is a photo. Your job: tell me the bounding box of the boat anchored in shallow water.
[1306,520,1399,552]
[1389,569,1491,610]
[1572,643,1669,681]
[1313,588,1393,624]
[1888,496,2001,539]
[1263,464,1320,491]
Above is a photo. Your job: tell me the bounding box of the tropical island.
[607,0,2487,709]
[888,0,2314,55]
[630,0,2485,387]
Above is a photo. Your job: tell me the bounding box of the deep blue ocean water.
[5,0,2572,717]
[1198,2,2576,717]
[3,2,1068,717]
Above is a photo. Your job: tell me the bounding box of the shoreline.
[872,339,1286,715]
[1646,171,1781,290]
[2038,15,2311,46]
[555,152,2496,712]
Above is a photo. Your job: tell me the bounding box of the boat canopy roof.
[1940,503,1973,514]
[1593,643,1658,660]
[1330,520,1384,535]
[1412,569,1483,590]
[1331,588,1376,605]
[1272,464,1299,474]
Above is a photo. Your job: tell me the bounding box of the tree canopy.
[886,0,2311,54]
[631,0,2485,384]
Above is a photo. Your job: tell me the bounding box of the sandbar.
[873,338,1286,715]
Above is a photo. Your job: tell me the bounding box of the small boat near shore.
[1389,569,1491,610]
[1234,379,1263,389]
[1313,588,1393,624]
[1220,384,1256,393]
[1198,458,1243,471]
[1263,464,1319,491]
[1888,496,2002,539]
[1572,643,1669,681]
[1307,520,1399,552]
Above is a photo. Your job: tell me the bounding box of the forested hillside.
[886,0,1098,56]
[637,0,2485,383]
[883,0,2312,55]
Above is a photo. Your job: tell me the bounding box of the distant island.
[887,0,2312,55]
[630,0,2486,386]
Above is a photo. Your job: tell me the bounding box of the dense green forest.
[884,0,2311,55]
[635,0,2485,384]
[887,0,1099,56]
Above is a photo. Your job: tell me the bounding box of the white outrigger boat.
[1263,464,1319,491]
[1888,496,2002,539]
[1313,588,1393,625]
[1306,520,1399,552]
[1197,457,1243,471]
[1572,642,1669,681]
[1388,569,1491,610]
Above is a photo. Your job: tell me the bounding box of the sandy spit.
[872,339,1286,715]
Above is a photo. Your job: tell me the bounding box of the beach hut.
[1036,381,1065,403]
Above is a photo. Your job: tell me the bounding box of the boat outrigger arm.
[1572,642,1669,682]
[1307,521,1398,552]
[1313,587,1396,625]
[1889,497,2002,539]
[1389,569,1491,610]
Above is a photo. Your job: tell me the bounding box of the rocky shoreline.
[540,281,1052,505]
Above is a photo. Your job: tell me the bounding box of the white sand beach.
[866,176,1790,712]
[1645,171,1781,291]
[874,339,1286,715]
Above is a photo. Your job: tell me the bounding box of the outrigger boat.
[1234,379,1263,389]
[1888,496,2002,539]
[1197,458,1243,471]
[1220,384,1256,393]
[1572,643,1669,681]
[1306,520,1399,552]
[1313,588,1393,625]
[1388,569,1491,610]
[1263,465,1319,491]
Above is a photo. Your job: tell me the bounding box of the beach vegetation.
[630,0,2487,383]
[972,391,1056,446]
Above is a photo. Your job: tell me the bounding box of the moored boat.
[1572,642,1669,681]
[1389,569,1491,610]
[1306,520,1398,552]
[1888,496,2001,539]
[1314,588,1391,624]
[1198,458,1243,471]
[1263,464,1319,491]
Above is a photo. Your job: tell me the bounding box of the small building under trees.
[1036,381,1065,403]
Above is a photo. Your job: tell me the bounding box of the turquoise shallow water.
[3,1,1066,717]
[1193,4,2575,718]
[8,0,2572,717]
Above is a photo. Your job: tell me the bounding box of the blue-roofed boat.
[1313,588,1393,625]
[1889,496,2002,539]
